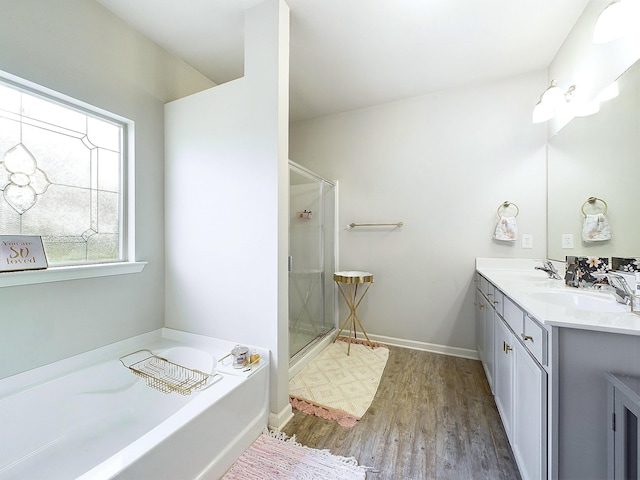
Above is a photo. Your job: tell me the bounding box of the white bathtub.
[0,328,269,480]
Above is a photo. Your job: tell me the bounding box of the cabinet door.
[477,289,495,391]
[607,374,640,480]
[512,339,547,480]
[494,317,514,438]
[484,307,495,391]
[476,290,486,362]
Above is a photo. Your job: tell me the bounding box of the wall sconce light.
[532,81,576,123]
[593,0,637,44]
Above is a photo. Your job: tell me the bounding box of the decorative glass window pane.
[0,77,126,266]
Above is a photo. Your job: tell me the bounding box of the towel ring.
[581,196,608,216]
[496,201,519,218]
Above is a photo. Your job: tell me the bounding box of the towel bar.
[348,222,403,229]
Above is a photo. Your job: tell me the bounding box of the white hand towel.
[493,216,518,241]
[582,213,611,242]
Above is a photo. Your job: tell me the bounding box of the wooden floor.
[283,346,521,480]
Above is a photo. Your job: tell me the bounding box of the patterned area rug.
[289,337,389,427]
[222,429,367,479]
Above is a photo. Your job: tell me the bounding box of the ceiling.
[94,0,591,122]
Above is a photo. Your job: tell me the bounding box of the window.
[0,74,128,266]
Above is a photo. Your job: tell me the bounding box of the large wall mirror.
[547,58,640,262]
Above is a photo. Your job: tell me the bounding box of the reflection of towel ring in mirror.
[581,196,608,216]
[496,201,519,218]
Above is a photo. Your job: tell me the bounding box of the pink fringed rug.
[289,337,389,427]
[222,429,368,479]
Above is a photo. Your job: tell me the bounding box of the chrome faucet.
[593,273,634,305]
[535,260,562,280]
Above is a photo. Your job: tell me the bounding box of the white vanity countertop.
[476,258,640,336]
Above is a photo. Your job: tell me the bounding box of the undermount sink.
[529,290,630,313]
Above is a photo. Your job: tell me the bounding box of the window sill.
[0,261,147,288]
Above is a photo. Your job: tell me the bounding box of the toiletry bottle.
[633,273,640,314]
[250,351,260,364]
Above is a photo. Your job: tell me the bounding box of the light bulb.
[532,101,554,123]
[540,83,565,107]
[593,0,634,44]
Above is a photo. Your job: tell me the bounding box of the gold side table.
[333,271,374,355]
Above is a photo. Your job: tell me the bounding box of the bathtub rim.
[0,328,268,400]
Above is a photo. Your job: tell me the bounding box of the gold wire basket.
[119,349,218,395]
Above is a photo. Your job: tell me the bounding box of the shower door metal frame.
[288,160,338,360]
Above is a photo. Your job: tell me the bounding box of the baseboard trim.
[268,403,294,430]
[366,333,479,360]
[287,330,479,377]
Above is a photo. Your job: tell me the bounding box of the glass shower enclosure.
[289,162,336,359]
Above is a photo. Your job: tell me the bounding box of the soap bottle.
[633,273,640,314]
[250,351,260,365]
[564,256,578,288]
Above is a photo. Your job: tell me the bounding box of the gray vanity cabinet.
[477,273,548,480]
[477,260,640,479]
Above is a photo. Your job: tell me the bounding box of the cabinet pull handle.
[521,333,533,342]
[503,341,512,353]
[479,304,484,310]
[493,300,499,305]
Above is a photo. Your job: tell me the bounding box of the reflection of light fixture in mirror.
[532,81,576,123]
[593,0,636,44]
[596,81,619,102]
[574,100,600,117]
[573,81,619,118]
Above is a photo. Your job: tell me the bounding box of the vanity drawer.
[521,314,547,366]
[491,289,504,317]
[503,297,524,333]
[479,275,491,299]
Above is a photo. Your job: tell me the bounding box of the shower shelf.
[119,349,220,395]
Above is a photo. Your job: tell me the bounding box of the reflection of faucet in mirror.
[535,260,562,280]
[592,273,633,305]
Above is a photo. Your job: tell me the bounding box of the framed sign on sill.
[0,235,48,272]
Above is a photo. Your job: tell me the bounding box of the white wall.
[290,72,548,356]
[0,0,213,380]
[164,0,292,427]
